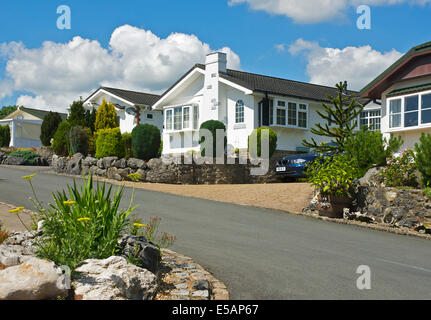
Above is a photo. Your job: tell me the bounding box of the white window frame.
[273,99,308,129]
[360,109,381,131]
[388,97,402,129]
[183,106,190,129]
[235,100,245,124]
[386,89,431,131]
[165,105,199,132]
[421,92,431,125]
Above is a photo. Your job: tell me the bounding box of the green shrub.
[52,122,72,156]
[40,112,63,146]
[414,133,431,187]
[67,126,89,156]
[95,127,124,159]
[344,129,403,177]
[95,99,119,131]
[27,175,137,270]
[68,100,86,127]
[0,125,10,147]
[381,149,417,187]
[199,120,226,157]
[424,187,431,200]
[122,132,133,159]
[9,150,41,165]
[306,154,361,197]
[248,127,278,158]
[131,124,161,160]
[158,139,163,156]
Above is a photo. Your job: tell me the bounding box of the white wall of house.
[0,119,43,148]
[381,75,431,150]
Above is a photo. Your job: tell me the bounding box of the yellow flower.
[77,218,91,222]
[133,223,147,228]
[128,173,142,181]
[22,174,37,181]
[9,207,25,213]
[63,201,77,205]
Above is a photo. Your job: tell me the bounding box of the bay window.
[165,105,199,131]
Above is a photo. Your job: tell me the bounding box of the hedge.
[131,124,161,161]
[95,127,124,159]
[122,132,133,159]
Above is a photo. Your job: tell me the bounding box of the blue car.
[275,152,318,180]
[275,144,337,181]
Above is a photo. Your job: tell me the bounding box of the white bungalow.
[83,86,163,134]
[0,106,67,148]
[152,52,378,156]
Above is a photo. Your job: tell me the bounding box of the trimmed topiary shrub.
[95,127,124,159]
[40,112,63,146]
[131,124,161,161]
[0,125,10,147]
[122,132,133,159]
[248,127,277,158]
[67,126,89,156]
[199,120,226,157]
[95,99,119,131]
[52,121,72,156]
[414,132,431,187]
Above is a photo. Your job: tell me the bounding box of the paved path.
[0,166,430,300]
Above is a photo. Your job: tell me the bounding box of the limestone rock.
[82,157,98,167]
[66,153,84,175]
[113,158,127,169]
[0,257,68,300]
[118,235,160,274]
[4,156,25,166]
[127,158,146,170]
[72,256,157,300]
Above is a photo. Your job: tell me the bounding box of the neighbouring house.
[151,52,377,156]
[83,86,163,134]
[0,106,67,148]
[361,41,431,149]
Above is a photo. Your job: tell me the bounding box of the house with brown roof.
[83,86,163,134]
[361,41,431,149]
[152,52,378,155]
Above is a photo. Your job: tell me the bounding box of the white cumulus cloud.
[228,0,431,23]
[0,25,241,112]
[289,38,403,90]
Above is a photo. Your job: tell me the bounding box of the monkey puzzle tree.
[302,81,364,153]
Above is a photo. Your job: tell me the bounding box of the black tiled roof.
[195,64,369,105]
[99,87,161,106]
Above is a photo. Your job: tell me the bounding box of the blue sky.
[0,0,430,111]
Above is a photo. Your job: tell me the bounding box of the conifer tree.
[68,99,86,127]
[95,99,119,131]
[414,133,431,186]
[302,81,363,153]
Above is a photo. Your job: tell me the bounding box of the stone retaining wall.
[52,152,286,184]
